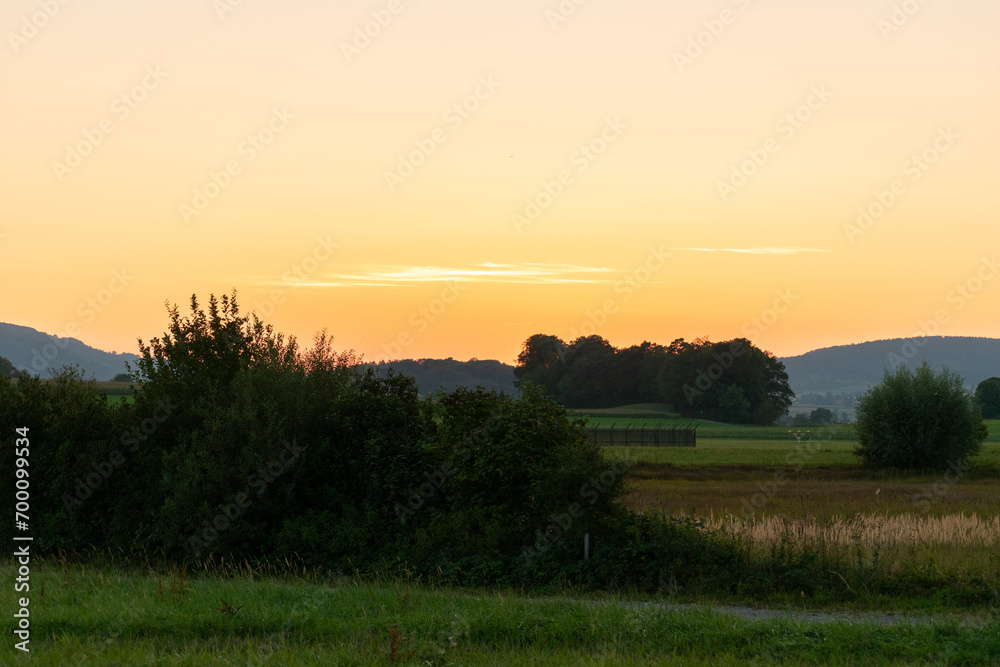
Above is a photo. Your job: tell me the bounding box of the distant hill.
[371,358,518,396]
[0,322,139,381]
[780,336,1000,396]
[5,321,996,401]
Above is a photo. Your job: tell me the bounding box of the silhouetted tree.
[555,336,617,408]
[975,377,1000,419]
[513,333,792,422]
[658,338,793,424]
[809,408,834,424]
[513,334,567,399]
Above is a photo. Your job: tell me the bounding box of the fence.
[585,423,697,448]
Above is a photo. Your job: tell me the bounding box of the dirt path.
[612,599,996,627]
[499,594,996,627]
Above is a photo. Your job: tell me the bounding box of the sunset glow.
[3,0,998,364]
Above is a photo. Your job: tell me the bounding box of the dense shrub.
[0,367,131,552]
[854,362,986,470]
[393,385,628,574]
[1,293,636,581]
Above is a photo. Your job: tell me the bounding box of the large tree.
[974,377,1000,419]
[513,333,567,398]
[555,335,617,408]
[514,333,793,422]
[855,362,986,470]
[611,341,668,405]
[658,338,793,424]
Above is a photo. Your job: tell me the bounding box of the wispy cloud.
[671,247,827,255]
[244,263,613,287]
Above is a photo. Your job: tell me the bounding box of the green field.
[104,394,136,405]
[8,561,997,665]
[581,417,1000,447]
[604,440,1000,469]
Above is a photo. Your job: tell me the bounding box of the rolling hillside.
[0,322,139,381]
[779,336,1000,396]
[4,320,998,400]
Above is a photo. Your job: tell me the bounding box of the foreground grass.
[6,562,999,665]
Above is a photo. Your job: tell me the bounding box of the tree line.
[513,334,795,424]
[0,293,729,592]
[1,293,990,598]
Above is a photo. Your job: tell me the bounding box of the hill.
[0,321,519,392]
[371,358,518,396]
[779,336,1000,396]
[4,320,997,401]
[0,322,139,381]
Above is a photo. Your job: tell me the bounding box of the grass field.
[579,415,1000,445]
[7,561,998,665]
[592,411,1000,621]
[606,441,1000,468]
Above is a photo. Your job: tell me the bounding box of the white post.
[584,533,590,560]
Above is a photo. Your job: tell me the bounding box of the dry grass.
[699,512,1000,585]
[623,463,1000,521]
[708,512,1000,550]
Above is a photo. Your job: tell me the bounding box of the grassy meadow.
[7,559,998,665]
[580,411,1000,625]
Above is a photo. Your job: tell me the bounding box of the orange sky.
[2,0,998,366]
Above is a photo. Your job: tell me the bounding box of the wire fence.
[584,424,697,448]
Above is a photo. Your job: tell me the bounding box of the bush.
[398,385,628,573]
[3,292,637,581]
[0,366,131,552]
[854,362,986,470]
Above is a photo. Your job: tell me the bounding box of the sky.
[2,0,998,367]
